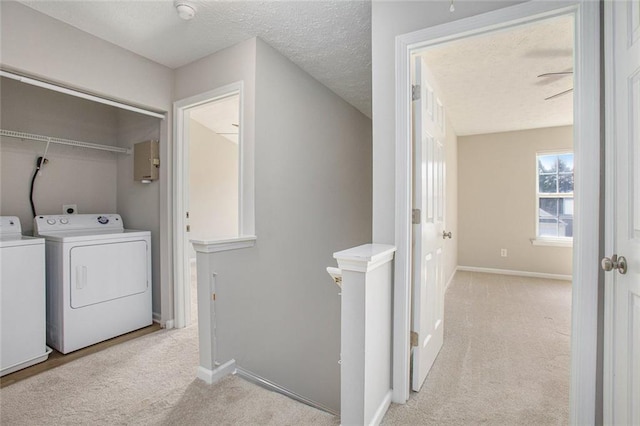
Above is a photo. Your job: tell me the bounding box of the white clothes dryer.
[0,216,50,376]
[34,214,152,354]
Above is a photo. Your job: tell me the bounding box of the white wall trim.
[445,269,457,291]
[393,3,600,421]
[235,367,338,416]
[602,1,615,423]
[191,235,257,254]
[153,313,174,329]
[370,390,392,426]
[333,244,397,273]
[569,3,601,424]
[457,266,572,282]
[196,359,237,385]
[531,238,573,248]
[0,69,166,119]
[172,81,247,330]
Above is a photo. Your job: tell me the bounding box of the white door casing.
[411,56,446,392]
[173,82,244,329]
[604,1,640,424]
[394,3,600,421]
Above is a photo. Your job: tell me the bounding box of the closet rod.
[0,129,132,155]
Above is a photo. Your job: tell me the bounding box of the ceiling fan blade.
[537,71,573,78]
[545,88,573,100]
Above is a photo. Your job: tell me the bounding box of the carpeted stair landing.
[0,324,337,425]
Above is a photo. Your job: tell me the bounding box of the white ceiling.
[420,15,574,136]
[17,0,372,117]
[17,2,573,135]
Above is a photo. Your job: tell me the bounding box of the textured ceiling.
[420,15,574,136]
[17,0,372,117]
[16,2,573,134]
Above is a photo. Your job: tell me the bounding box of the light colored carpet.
[382,271,571,425]
[0,323,337,425]
[1,271,569,425]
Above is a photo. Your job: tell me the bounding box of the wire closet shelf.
[0,129,132,155]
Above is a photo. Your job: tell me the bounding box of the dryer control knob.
[97,216,109,225]
[60,218,69,224]
[46,219,56,225]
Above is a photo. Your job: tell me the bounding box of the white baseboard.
[196,359,236,384]
[369,390,392,426]
[153,312,174,329]
[445,270,456,291]
[235,366,338,416]
[457,265,572,281]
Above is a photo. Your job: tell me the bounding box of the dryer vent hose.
[29,156,48,218]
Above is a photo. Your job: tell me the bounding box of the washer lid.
[0,216,22,237]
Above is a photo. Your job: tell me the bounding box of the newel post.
[333,244,396,426]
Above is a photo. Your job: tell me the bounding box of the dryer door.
[70,240,148,309]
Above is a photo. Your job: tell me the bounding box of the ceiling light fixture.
[174,1,196,20]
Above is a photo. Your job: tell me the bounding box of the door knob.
[442,231,452,239]
[601,254,628,274]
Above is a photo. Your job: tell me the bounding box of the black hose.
[29,156,46,218]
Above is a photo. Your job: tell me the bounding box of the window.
[536,152,574,240]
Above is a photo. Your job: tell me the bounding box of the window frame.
[534,150,574,247]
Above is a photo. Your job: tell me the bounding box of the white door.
[411,55,446,391]
[605,1,640,424]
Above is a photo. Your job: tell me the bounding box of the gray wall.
[444,117,458,283]
[175,37,257,238]
[371,0,526,243]
[0,78,119,232]
[176,37,372,413]
[1,1,174,322]
[116,110,163,314]
[458,126,573,276]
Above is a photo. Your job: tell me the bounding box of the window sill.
[191,235,257,253]
[530,238,573,248]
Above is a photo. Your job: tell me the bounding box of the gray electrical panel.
[134,140,159,183]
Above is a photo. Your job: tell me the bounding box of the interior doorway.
[394,2,601,422]
[409,12,575,395]
[173,85,242,328]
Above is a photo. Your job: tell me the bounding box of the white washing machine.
[34,214,152,354]
[0,216,51,376]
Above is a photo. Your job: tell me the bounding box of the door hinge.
[412,209,421,224]
[186,211,190,219]
[410,331,419,347]
[412,84,421,101]
[186,225,190,232]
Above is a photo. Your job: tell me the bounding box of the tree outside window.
[537,153,574,239]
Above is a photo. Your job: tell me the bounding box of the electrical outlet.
[63,204,77,215]
[500,249,508,257]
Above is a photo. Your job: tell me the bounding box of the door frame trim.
[393,1,600,423]
[172,81,244,329]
